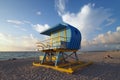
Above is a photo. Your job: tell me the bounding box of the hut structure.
[33,23,92,73]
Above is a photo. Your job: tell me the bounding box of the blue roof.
[40,23,67,36]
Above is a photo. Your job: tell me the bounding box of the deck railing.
[36,36,69,50]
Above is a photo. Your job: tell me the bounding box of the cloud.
[7,20,33,31]
[23,20,32,24]
[93,26,120,44]
[55,1,114,39]
[116,26,120,32]
[36,11,41,15]
[55,0,67,16]
[7,20,24,25]
[7,20,33,25]
[33,24,50,33]
[105,18,115,26]
[81,26,120,51]
[14,25,27,31]
[0,33,38,51]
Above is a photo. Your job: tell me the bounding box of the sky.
[0,0,120,51]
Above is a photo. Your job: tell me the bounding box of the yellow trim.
[64,28,66,41]
[33,61,93,74]
[57,31,60,45]
[33,62,73,73]
[50,33,52,47]
[59,31,60,42]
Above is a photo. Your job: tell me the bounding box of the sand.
[0,51,120,80]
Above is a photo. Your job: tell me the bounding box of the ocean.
[0,51,42,61]
[0,51,82,61]
[0,51,99,61]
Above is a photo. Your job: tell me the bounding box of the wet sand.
[0,51,120,80]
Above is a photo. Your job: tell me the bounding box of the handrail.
[38,36,68,42]
[36,36,70,50]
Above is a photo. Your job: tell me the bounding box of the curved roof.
[40,23,68,36]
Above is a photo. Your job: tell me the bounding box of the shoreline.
[0,50,119,61]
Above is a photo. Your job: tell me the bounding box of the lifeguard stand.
[33,23,92,73]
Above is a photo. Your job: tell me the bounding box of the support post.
[61,52,66,62]
[55,52,61,66]
[41,52,47,64]
[49,52,52,62]
[74,51,79,61]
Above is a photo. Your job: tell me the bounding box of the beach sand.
[0,51,120,80]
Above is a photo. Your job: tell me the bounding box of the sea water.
[0,51,84,61]
[0,51,42,61]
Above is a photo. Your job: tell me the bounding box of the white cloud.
[94,27,120,44]
[7,20,33,26]
[105,18,115,26]
[23,20,32,24]
[30,34,34,39]
[0,33,38,51]
[63,4,113,39]
[81,39,90,46]
[33,24,50,33]
[116,26,120,32]
[7,20,33,31]
[36,11,41,15]
[14,25,27,31]
[107,30,112,34]
[55,1,114,39]
[55,0,67,16]
[81,26,120,51]
[7,20,24,25]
